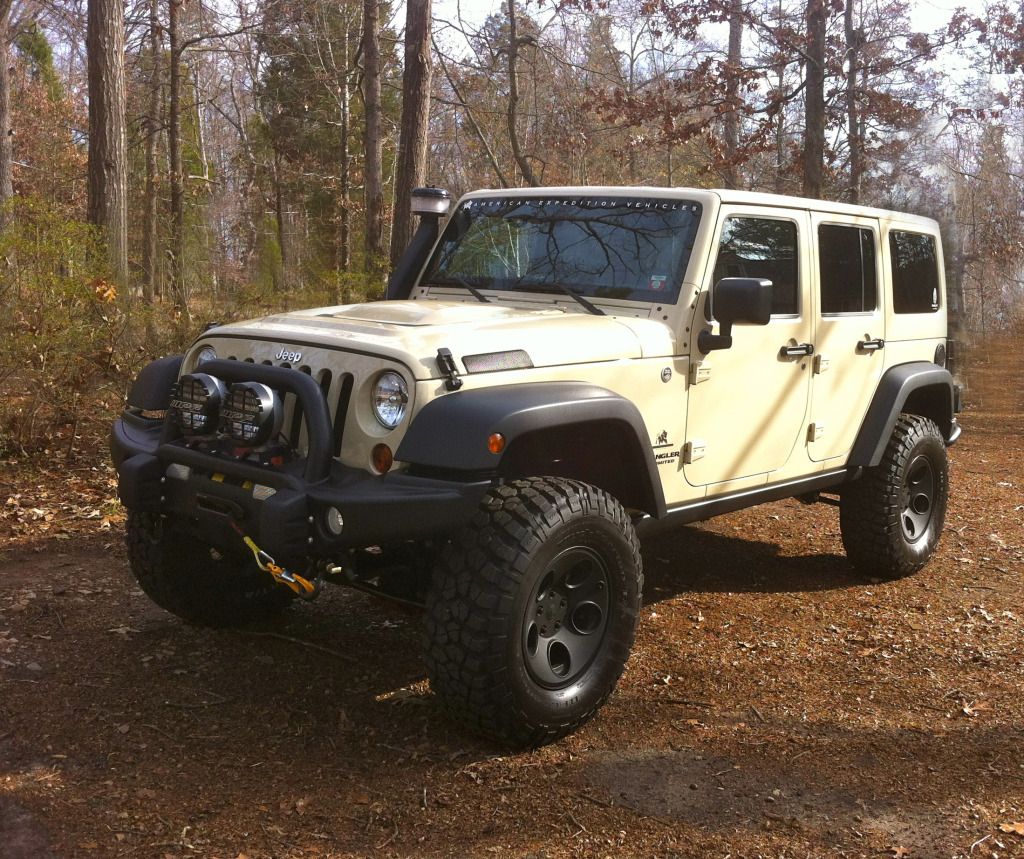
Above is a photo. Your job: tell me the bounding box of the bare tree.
[142,0,162,305]
[802,0,827,198]
[389,0,432,268]
[167,0,188,315]
[506,0,539,186]
[0,0,13,225]
[722,0,743,189]
[361,0,383,271]
[87,0,129,282]
[844,0,862,202]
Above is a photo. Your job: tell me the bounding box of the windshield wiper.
[427,275,491,304]
[520,281,605,316]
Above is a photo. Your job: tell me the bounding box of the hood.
[210,300,672,380]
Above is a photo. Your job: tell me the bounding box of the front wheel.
[126,512,294,627]
[840,414,949,578]
[423,478,643,747]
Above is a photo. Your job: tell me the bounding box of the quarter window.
[890,230,940,313]
[713,217,799,315]
[818,224,877,314]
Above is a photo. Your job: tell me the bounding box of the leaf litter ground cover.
[1,340,1023,858]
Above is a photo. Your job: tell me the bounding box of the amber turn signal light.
[372,443,394,473]
[487,433,506,454]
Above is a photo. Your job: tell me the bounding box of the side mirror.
[698,277,773,352]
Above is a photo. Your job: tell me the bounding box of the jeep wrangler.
[111,186,961,746]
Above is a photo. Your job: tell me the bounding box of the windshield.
[420,196,703,305]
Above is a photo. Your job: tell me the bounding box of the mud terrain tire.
[840,414,948,578]
[423,477,643,747]
[126,512,293,627]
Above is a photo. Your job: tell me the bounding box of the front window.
[420,196,703,305]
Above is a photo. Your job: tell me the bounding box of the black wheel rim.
[523,546,611,689]
[900,453,936,544]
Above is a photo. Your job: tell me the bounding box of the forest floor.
[1,341,1023,859]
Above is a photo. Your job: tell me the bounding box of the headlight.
[195,345,217,367]
[221,382,281,446]
[169,373,227,435]
[371,372,409,429]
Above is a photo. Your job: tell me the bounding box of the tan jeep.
[112,186,961,746]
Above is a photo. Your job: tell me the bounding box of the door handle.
[780,343,814,358]
[858,338,885,352]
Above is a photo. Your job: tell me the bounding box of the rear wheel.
[126,512,294,627]
[840,414,949,578]
[423,477,643,748]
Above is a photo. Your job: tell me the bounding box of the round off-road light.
[220,381,281,446]
[195,345,218,367]
[169,373,227,435]
[372,444,394,474]
[371,372,409,429]
[325,506,345,536]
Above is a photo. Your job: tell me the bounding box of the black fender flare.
[127,355,184,410]
[849,362,956,468]
[396,382,666,516]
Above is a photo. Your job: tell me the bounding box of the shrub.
[0,197,124,455]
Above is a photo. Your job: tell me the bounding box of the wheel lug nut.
[537,607,543,615]
[554,622,560,630]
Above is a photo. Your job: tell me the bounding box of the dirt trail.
[2,342,1023,859]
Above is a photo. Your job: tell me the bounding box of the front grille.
[222,355,352,457]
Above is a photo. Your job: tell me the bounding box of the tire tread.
[423,477,642,747]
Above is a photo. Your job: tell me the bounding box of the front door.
[684,208,813,488]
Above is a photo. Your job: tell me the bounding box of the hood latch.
[436,348,464,392]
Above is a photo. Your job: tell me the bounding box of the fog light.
[166,463,191,481]
[169,373,227,435]
[372,443,394,473]
[487,433,506,454]
[221,382,281,446]
[325,506,345,536]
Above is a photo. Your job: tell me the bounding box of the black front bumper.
[111,410,491,564]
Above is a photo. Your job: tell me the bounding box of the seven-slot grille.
[222,355,354,457]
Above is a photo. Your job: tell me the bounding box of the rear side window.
[890,230,940,313]
[818,224,877,314]
[713,217,799,315]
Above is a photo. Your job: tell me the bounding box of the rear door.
[808,215,885,462]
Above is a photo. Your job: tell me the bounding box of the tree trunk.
[168,0,190,318]
[389,0,433,269]
[844,0,862,203]
[0,0,13,227]
[336,15,351,286]
[274,147,287,290]
[802,0,827,199]
[87,0,129,284]
[361,0,384,272]
[506,0,539,187]
[774,0,786,194]
[143,0,161,306]
[722,0,743,189]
